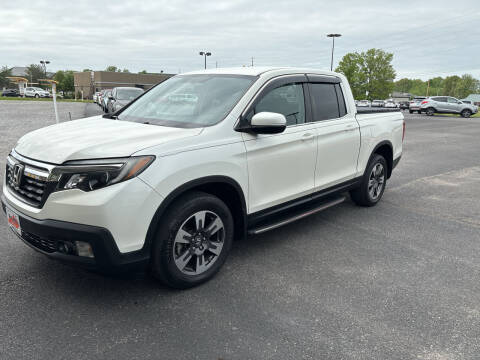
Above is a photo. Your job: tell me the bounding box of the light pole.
[40,60,50,78]
[199,51,211,69]
[326,34,341,71]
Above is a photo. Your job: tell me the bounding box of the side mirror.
[250,112,287,134]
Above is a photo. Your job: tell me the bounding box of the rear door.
[306,75,361,191]
[432,97,448,112]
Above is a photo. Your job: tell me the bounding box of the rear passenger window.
[309,83,340,121]
[335,84,347,117]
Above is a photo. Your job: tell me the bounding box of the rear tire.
[461,109,472,118]
[409,110,413,114]
[426,108,435,116]
[35,94,39,98]
[151,191,234,289]
[417,110,422,114]
[350,154,387,207]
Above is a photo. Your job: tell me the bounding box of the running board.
[248,196,346,235]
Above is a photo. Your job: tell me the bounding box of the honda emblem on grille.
[12,164,25,187]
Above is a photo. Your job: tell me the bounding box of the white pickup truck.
[2,67,404,288]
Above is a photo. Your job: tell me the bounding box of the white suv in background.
[3,67,404,289]
[24,87,50,98]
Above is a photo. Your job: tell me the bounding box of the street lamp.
[199,51,211,69]
[326,34,341,71]
[40,60,50,78]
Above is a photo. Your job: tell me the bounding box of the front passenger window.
[250,84,305,126]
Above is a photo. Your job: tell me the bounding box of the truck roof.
[183,67,340,77]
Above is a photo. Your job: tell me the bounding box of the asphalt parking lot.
[1,101,480,360]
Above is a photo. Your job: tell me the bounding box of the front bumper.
[2,194,150,272]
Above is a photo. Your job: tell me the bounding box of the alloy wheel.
[368,163,385,201]
[173,210,225,275]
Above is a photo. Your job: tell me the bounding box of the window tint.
[250,83,305,126]
[434,97,447,102]
[447,97,459,103]
[309,83,340,120]
[335,84,347,117]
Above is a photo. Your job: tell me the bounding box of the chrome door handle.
[301,133,315,141]
[344,124,357,132]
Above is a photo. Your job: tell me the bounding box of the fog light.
[58,241,76,255]
[75,241,94,258]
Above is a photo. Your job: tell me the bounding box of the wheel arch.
[370,140,394,178]
[144,176,248,253]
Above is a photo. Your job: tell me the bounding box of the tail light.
[421,101,428,105]
[402,120,406,142]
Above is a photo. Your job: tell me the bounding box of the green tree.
[0,66,13,88]
[25,64,45,85]
[335,53,364,99]
[394,78,412,93]
[105,65,118,72]
[138,70,148,74]
[443,75,461,97]
[457,74,479,99]
[122,68,130,73]
[83,68,92,72]
[54,70,74,93]
[336,48,395,100]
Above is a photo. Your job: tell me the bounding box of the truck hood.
[14,116,202,164]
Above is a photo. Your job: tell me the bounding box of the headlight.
[50,156,155,192]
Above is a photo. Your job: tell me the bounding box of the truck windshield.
[117,89,143,101]
[117,74,256,128]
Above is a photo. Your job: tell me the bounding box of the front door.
[242,81,317,213]
[446,97,461,113]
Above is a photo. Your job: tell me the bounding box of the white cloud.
[2,0,480,79]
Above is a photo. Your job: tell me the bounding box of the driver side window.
[248,83,305,126]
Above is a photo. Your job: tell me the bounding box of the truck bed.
[356,108,402,114]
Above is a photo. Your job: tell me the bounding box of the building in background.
[74,71,174,99]
[391,91,412,103]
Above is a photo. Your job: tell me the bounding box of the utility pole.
[326,34,341,71]
[426,80,430,97]
[251,57,254,67]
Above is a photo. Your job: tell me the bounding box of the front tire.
[151,191,234,289]
[35,94,39,98]
[350,154,387,207]
[461,109,472,118]
[426,107,435,116]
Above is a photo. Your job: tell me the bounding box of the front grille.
[21,230,57,253]
[6,156,52,208]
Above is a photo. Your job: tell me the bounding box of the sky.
[1,0,480,80]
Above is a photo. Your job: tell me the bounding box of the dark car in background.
[106,87,144,113]
[399,101,410,110]
[2,89,20,97]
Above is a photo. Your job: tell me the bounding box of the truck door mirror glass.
[250,112,286,134]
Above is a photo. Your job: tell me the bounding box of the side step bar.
[248,196,346,235]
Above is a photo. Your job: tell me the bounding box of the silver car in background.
[357,100,371,107]
[420,96,478,118]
